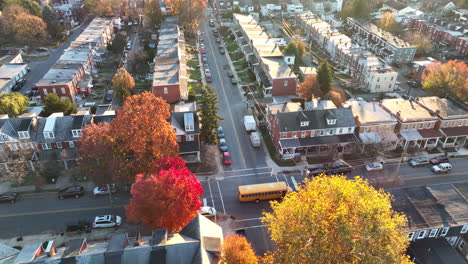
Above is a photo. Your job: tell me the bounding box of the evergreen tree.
[197,85,222,145]
[317,60,334,94]
[43,94,77,116]
[42,5,65,41]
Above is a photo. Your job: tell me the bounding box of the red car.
[200,48,206,54]
[216,38,221,43]
[430,155,449,165]
[223,152,231,165]
[206,76,213,83]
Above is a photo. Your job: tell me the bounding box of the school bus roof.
[238,182,288,195]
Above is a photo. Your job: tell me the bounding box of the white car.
[93,185,117,196]
[366,162,383,171]
[92,215,122,228]
[199,206,216,216]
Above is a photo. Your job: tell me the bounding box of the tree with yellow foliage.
[219,235,258,264]
[261,176,410,264]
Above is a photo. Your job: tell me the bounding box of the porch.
[358,132,399,152]
[279,134,358,160]
[400,129,441,150]
[440,127,468,150]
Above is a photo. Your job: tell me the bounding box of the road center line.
[0,204,126,218]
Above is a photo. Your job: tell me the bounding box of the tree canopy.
[42,5,66,41]
[0,92,30,117]
[262,176,410,264]
[405,31,433,56]
[317,60,334,94]
[144,0,163,28]
[1,0,42,16]
[165,0,206,33]
[112,68,135,100]
[43,93,77,116]
[339,0,369,20]
[2,4,47,45]
[422,60,468,102]
[197,85,222,145]
[219,235,258,264]
[109,92,179,182]
[298,74,320,100]
[125,156,203,232]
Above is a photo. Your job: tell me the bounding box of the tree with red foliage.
[324,87,347,108]
[125,156,203,232]
[77,123,116,185]
[298,74,321,100]
[219,234,258,264]
[110,92,179,183]
[422,60,468,102]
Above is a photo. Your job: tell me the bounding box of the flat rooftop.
[262,57,294,79]
[36,68,78,86]
[349,100,397,124]
[152,23,183,87]
[0,63,27,79]
[348,18,414,48]
[416,96,468,119]
[380,98,436,122]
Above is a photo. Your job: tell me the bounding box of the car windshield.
[224,155,231,160]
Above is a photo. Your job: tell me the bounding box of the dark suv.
[58,186,85,199]
[0,192,19,203]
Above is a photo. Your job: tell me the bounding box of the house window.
[69,141,75,148]
[462,225,468,234]
[338,128,343,134]
[9,144,18,151]
[440,227,449,237]
[41,143,52,150]
[185,124,194,132]
[427,123,431,129]
[300,121,309,127]
[429,229,438,238]
[461,241,466,250]
[56,142,63,149]
[310,130,315,137]
[363,127,368,133]
[417,230,427,239]
[328,129,334,135]
[459,121,463,127]
[44,132,54,139]
[72,129,82,138]
[444,122,449,128]
[419,123,424,129]
[301,131,306,138]
[320,130,324,136]
[283,80,288,86]
[280,133,286,139]
[43,89,48,95]
[411,124,416,130]
[348,127,353,133]
[176,136,181,142]
[187,134,194,141]
[52,88,56,93]
[18,131,30,139]
[164,87,168,94]
[61,87,66,95]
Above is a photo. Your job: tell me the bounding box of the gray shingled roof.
[276,108,356,132]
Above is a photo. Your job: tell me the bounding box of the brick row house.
[380,98,441,150]
[0,112,116,154]
[345,17,417,64]
[266,102,358,160]
[233,14,298,97]
[36,17,114,102]
[407,15,468,56]
[295,12,398,93]
[171,102,201,163]
[151,18,188,103]
[347,99,399,151]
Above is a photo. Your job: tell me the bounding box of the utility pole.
[107,183,117,221]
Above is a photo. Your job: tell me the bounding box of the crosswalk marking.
[290,176,299,191]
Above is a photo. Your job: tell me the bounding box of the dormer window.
[18,131,30,139]
[185,123,194,132]
[184,113,195,132]
[72,129,82,138]
[300,121,309,127]
[326,118,336,125]
[44,132,55,139]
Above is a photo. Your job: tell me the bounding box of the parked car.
[200,48,206,54]
[329,164,352,175]
[365,162,383,171]
[58,186,84,199]
[212,28,218,33]
[223,152,232,165]
[202,56,208,63]
[105,90,114,101]
[231,78,237,85]
[408,157,429,167]
[431,163,452,174]
[199,36,204,42]
[92,215,122,228]
[126,41,132,50]
[219,47,225,54]
[199,206,216,216]
[93,184,117,196]
[217,126,225,138]
[209,19,215,27]
[200,43,205,49]
[407,80,420,87]
[206,76,213,83]
[430,155,449,165]
[36,47,48,52]
[306,168,327,177]
[219,138,228,152]
[227,70,234,78]
[0,192,18,203]
[204,68,211,77]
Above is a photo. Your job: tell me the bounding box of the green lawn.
[233,59,248,69]
[187,57,199,68]
[188,81,203,95]
[189,69,201,80]
[230,51,244,61]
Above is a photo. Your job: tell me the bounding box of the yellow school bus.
[238,182,293,202]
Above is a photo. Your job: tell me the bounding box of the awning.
[440,127,468,137]
[279,134,358,149]
[400,129,441,141]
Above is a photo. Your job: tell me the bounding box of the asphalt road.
[21,22,91,95]
[200,21,268,171]
[0,191,130,238]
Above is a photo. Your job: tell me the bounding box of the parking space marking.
[290,176,299,191]
[274,173,279,182]
[281,173,289,187]
[203,198,207,207]
[216,180,227,214]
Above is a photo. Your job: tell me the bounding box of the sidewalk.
[0,175,95,194]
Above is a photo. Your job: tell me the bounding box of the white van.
[431,163,452,174]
